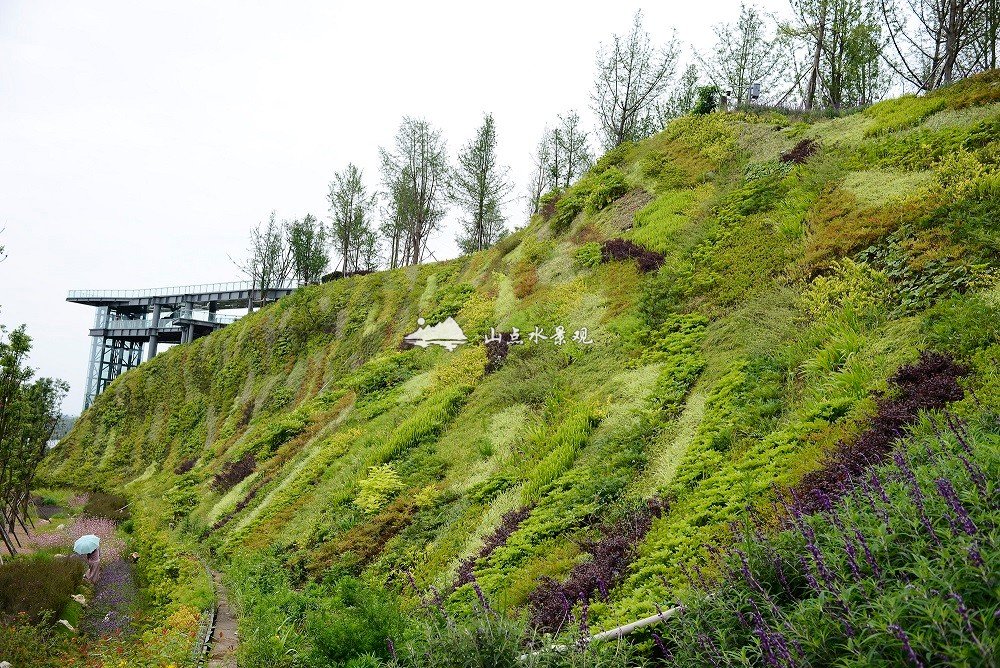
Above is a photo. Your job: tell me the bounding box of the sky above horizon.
[1,0,788,411]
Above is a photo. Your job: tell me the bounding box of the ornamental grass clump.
[210,477,268,531]
[0,554,84,623]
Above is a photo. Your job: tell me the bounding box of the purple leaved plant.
[528,497,669,633]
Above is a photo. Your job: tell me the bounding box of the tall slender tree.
[328,164,378,274]
[286,214,330,285]
[790,0,830,109]
[591,11,680,148]
[526,134,554,217]
[553,111,592,189]
[960,0,999,73]
[788,0,887,107]
[0,304,66,556]
[451,113,513,254]
[379,117,449,267]
[656,63,701,124]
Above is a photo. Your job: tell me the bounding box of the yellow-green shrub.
[355,464,404,513]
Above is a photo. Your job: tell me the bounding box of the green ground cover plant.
[34,71,1000,667]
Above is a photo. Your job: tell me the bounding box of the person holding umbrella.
[74,534,101,583]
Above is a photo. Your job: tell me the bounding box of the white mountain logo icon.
[403,317,468,351]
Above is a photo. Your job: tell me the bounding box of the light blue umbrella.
[73,534,100,555]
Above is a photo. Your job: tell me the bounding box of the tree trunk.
[806,3,827,109]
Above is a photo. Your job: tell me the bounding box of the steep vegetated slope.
[45,72,1000,665]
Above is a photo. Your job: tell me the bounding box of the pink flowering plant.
[31,515,125,562]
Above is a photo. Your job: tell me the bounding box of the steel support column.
[147,304,162,361]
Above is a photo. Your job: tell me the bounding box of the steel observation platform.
[68,280,296,409]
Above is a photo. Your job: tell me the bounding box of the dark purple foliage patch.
[485,333,515,375]
[454,506,532,589]
[212,452,257,493]
[779,139,819,164]
[528,497,670,633]
[600,239,665,273]
[792,351,967,513]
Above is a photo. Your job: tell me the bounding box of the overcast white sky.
[1,0,787,411]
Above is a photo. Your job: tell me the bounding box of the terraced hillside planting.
[42,71,1000,667]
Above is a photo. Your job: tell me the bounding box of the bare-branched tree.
[787,0,888,107]
[526,134,554,217]
[960,0,998,73]
[549,111,592,190]
[656,63,701,125]
[879,0,991,90]
[231,211,294,311]
[699,4,788,107]
[591,11,680,149]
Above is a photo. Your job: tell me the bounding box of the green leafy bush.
[538,190,561,220]
[165,475,201,519]
[635,314,708,413]
[589,142,634,176]
[345,353,419,396]
[428,283,476,323]
[396,610,640,668]
[0,618,78,667]
[550,193,587,233]
[799,258,891,320]
[693,85,719,114]
[586,168,630,212]
[354,464,404,513]
[573,242,602,269]
[306,577,407,667]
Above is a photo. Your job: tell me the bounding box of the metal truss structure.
[69,280,296,409]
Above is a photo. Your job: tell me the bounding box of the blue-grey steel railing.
[94,310,240,331]
[68,279,297,300]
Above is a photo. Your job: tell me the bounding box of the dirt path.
[207,570,239,668]
[3,519,36,557]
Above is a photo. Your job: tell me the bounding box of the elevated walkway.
[69,280,297,409]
